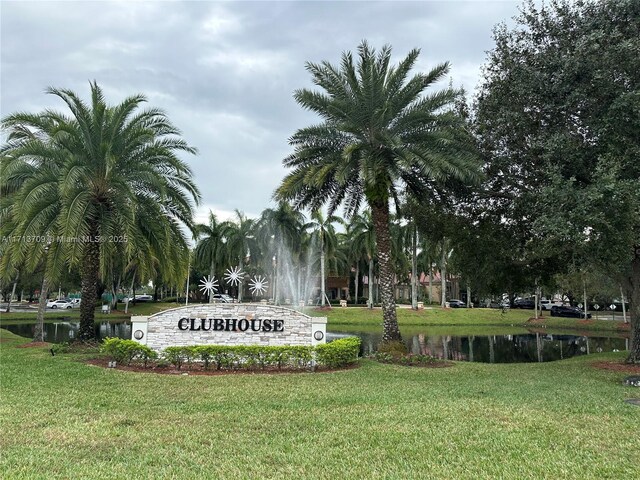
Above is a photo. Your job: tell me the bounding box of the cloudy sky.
[1,0,523,224]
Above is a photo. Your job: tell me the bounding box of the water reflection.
[3,320,131,343]
[2,321,629,364]
[327,330,628,363]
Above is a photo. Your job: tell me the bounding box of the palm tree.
[1,112,69,341]
[194,212,227,302]
[276,42,481,343]
[220,210,257,302]
[306,210,343,306]
[1,82,200,339]
[349,210,377,309]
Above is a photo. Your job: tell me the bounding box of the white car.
[540,299,563,310]
[46,299,73,309]
[127,294,153,302]
[212,294,234,303]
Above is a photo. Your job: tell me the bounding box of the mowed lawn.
[1,329,638,479]
[311,305,630,333]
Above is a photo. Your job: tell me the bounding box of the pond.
[2,320,629,363]
[3,320,131,343]
[328,329,629,363]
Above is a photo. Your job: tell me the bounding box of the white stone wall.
[136,304,325,352]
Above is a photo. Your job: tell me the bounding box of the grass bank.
[0,302,179,323]
[1,329,638,479]
[1,304,629,336]
[308,306,630,333]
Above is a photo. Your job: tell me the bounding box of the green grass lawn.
[0,302,181,323]
[1,303,628,335]
[1,328,638,479]
[308,306,631,333]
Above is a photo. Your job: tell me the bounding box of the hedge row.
[100,338,157,367]
[101,337,361,370]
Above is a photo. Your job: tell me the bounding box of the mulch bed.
[16,342,50,348]
[526,318,545,324]
[85,357,359,375]
[591,361,640,374]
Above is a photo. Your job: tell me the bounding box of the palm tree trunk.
[209,263,215,303]
[428,257,432,304]
[368,258,374,309]
[411,224,417,310]
[582,278,588,321]
[370,201,401,343]
[125,275,134,313]
[6,273,19,313]
[320,245,326,307]
[238,257,244,303]
[296,264,301,305]
[110,275,120,311]
[440,239,447,307]
[626,250,640,363]
[79,231,100,340]
[354,264,359,305]
[34,275,49,342]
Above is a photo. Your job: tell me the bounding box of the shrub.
[51,342,72,354]
[163,346,187,369]
[377,340,408,357]
[315,337,361,368]
[160,344,316,371]
[100,337,157,366]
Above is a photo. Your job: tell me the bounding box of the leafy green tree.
[276,42,481,342]
[474,0,640,362]
[1,82,200,339]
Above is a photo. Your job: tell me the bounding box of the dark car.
[513,298,535,309]
[448,299,466,308]
[550,305,591,319]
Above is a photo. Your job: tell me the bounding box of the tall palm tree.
[219,210,257,302]
[349,210,377,309]
[194,212,227,302]
[306,210,343,306]
[1,82,200,339]
[276,42,481,343]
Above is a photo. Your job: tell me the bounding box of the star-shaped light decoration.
[248,275,269,295]
[198,275,219,297]
[224,266,245,286]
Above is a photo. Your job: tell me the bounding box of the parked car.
[540,299,563,311]
[513,298,535,309]
[127,294,153,302]
[46,299,73,309]
[489,299,510,309]
[448,299,466,308]
[212,294,234,303]
[550,305,591,319]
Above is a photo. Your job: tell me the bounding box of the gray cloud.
[1,0,522,223]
